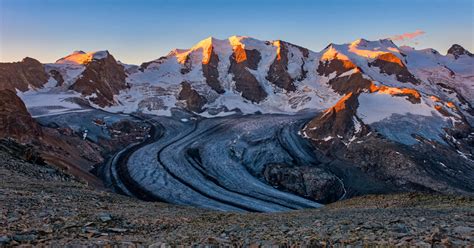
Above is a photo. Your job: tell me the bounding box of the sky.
[1,0,473,64]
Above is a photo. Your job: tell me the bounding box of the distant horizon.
[1,0,473,64]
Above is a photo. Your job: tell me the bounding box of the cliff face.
[0,57,48,92]
[229,45,267,103]
[201,45,225,94]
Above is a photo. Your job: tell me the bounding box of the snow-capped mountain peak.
[8,36,473,130]
[55,50,110,65]
[447,44,473,59]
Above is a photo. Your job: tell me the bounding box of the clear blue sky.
[1,0,472,64]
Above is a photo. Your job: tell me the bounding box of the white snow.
[352,116,362,133]
[92,50,109,60]
[357,92,435,124]
[323,136,333,141]
[45,63,85,87]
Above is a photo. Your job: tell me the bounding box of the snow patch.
[357,92,435,124]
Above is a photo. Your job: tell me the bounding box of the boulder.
[263,163,345,204]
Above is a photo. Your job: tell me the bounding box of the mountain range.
[0,36,473,206]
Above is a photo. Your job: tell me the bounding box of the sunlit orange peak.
[272,40,282,61]
[233,44,247,63]
[56,50,108,65]
[376,53,405,67]
[174,36,217,65]
[193,37,216,65]
[320,46,350,61]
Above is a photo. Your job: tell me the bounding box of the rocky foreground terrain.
[1,146,473,247]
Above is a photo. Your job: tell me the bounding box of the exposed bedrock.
[263,163,345,204]
[266,41,296,91]
[316,56,372,94]
[447,44,473,59]
[229,45,267,103]
[317,54,356,77]
[202,45,225,94]
[49,69,64,87]
[369,53,420,84]
[327,72,373,95]
[178,82,207,113]
[341,135,474,195]
[304,92,368,142]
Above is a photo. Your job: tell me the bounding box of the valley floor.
[1,150,473,247]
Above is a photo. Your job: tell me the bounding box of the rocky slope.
[0,86,150,188]
[0,57,48,92]
[0,89,43,142]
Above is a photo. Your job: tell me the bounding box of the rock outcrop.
[317,50,373,94]
[0,57,48,91]
[369,53,419,84]
[49,69,64,87]
[202,45,224,94]
[266,41,296,91]
[303,92,368,144]
[178,82,207,112]
[263,163,345,204]
[447,44,473,59]
[69,51,127,107]
[228,45,267,102]
[328,71,373,95]
[317,53,357,77]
